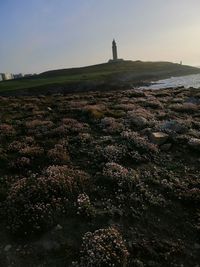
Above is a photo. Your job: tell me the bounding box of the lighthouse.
[112,39,118,61]
[108,39,123,63]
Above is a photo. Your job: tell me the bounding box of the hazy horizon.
[1,0,200,74]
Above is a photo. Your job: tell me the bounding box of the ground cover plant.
[0,87,199,266]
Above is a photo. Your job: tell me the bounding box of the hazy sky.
[1,0,200,73]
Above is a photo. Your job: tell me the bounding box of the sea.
[140,73,200,90]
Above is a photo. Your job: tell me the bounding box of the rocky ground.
[0,87,200,266]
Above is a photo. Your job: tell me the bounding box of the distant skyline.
[1,0,200,73]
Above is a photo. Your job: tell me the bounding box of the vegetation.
[0,86,200,266]
[0,60,200,94]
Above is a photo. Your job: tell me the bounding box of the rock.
[188,138,200,151]
[150,132,169,145]
[4,244,12,252]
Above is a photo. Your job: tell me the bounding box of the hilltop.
[0,60,200,95]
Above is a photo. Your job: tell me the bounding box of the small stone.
[150,132,169,145]
[4,244,12,252]
[188,138,200,151]
[55,224,63,231]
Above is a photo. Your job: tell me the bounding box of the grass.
[0,60,200,94]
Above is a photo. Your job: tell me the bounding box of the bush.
[103,162,138,190]
[11,157,31,169]
[76,193,95,218]
[100,117,124,134]
[169,103,198,113]
[121,131,158,153]
[0,123,15,137]
[47,144,70,163]
[6,165,89,236]
[102,145,126,162]
[79,227,129,267]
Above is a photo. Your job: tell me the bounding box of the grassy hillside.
[0,60,200,94]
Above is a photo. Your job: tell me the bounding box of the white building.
[2,73,13,80]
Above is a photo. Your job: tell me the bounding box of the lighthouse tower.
[112,39,118,61]
[108,39,123,63]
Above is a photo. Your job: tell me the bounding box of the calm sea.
[140,73,200,90]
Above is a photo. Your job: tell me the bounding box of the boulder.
[188,138,200,151]
[150,132,169,145]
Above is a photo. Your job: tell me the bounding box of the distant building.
[2,73,13,80]
[108,39,124,63]
[13,73,23,79]
[0,74,2,81]
[24,74,34,77]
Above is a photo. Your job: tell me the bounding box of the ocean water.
[140,73,200,90]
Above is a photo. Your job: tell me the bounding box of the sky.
[1,0,200,74]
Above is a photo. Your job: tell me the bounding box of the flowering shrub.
[0,123,15,137]
[19,145,44,158]
[103,162,138,190]
[47,144,70,163]
[6,177,64,235]
[25,119,53,129]
[11,157,31,169]
[62,118,89,133]
[142,99,162,109]
[79,227,129,267]
[6,165,90,236]
[121,130,158,153]
[76,193,95,218]
[116,103,136,111]
[169,103,198,113]
[8,140,25,152]
[78,133,92,143]
[25,119,54,137]
[100,117,124,134]
[82,105,105,119]
[102,145,126,162]
[45,165,89,193]
[50,125,69,137]
[126,111,148,129]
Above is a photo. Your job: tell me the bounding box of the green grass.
[0,60,200,93]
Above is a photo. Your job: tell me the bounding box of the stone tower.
[112,39,118,61]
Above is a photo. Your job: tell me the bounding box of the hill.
[0,60,200,95]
